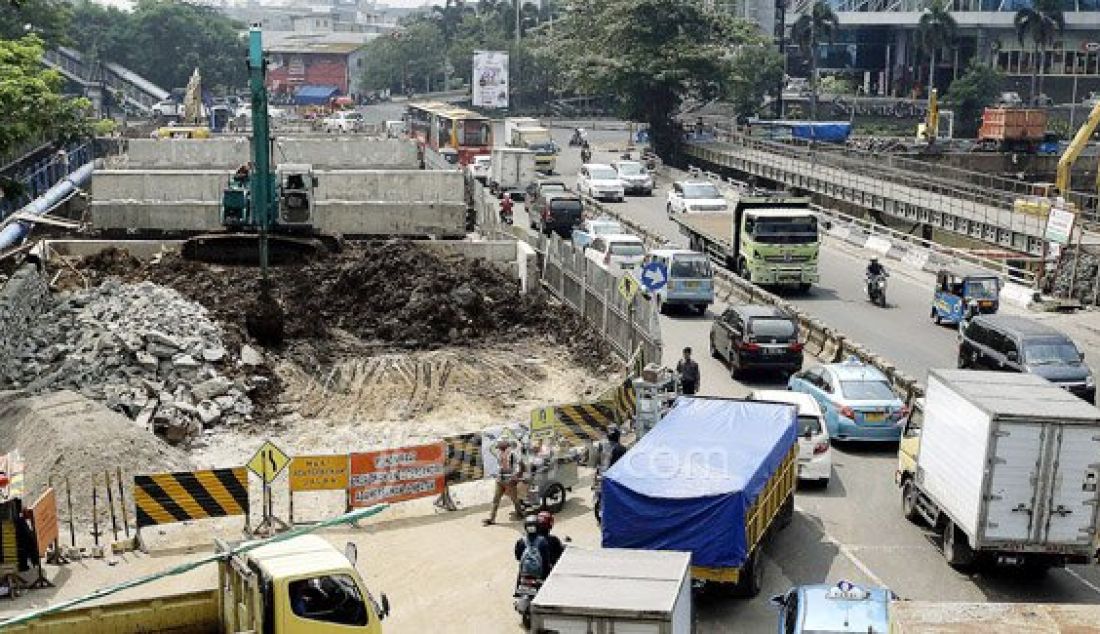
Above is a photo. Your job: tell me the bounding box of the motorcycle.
[866,272,889,307]
[568,129,586,147]
[580,147,592,164]
[499,198,514,225]
[513,572,542,627]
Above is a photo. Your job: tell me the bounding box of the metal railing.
[0,142,93,220]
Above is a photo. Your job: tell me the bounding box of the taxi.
[772,581,892,633]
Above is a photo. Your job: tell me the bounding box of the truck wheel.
[1022,558,1053,578]
[709,336,720,359]
[943,520,976,570]
[957,350,970,369]
[736,548,764,598]
[542,483,566,514]
[901,481,922,525]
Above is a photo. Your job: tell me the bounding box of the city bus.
[405,101,492,168]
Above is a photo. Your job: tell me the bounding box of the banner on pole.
[472,50,509,108]
[348,444,446,507]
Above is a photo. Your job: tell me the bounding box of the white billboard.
[472,50,509,108]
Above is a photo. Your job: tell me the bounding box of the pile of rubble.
[0,279,265,443]
[1049,246,1100,303]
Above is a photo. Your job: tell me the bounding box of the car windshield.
[750,216,818,244]
[541,183,567,193]
[610,242,644,256]
[347,113,363,120]
[1023,340,1081,365]
[550,199,583,214]
[670,256,711,278]
[749,318,795,338]
[589,168,618,180]
[965,278,999,299]
[592,223,621,236]
[839,379,896,401]
[682,184,721,199]
[798,415,822,436]
[617,163,645,175]
[529,142,555,152]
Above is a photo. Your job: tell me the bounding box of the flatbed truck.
[672,195,820,290]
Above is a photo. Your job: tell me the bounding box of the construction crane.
[1056,99,1100,198]
[181,25,340,342]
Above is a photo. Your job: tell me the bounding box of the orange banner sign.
[29,487,58,557]
[348,443,446,507]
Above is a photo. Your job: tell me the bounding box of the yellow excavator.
[1014,99,1100,218]
[156,68,212,139]
[916,89,953,146]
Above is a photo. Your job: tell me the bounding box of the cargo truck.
[3,531,390,633]
[505,118,556,174]
[529,548,693,633]
[601,396,797,597]
[977,107,1048,152]
[489,147,536,201]
[897,369,1100,572]
[671,194,820,290]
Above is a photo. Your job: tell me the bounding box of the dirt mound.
[0,390,193,527]
[86,241,611,367]
[78,247,142,282]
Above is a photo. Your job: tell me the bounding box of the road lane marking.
[1065,568,1100,595]
[795,503,887,588]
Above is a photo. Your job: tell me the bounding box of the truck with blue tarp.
[600,397,798,597]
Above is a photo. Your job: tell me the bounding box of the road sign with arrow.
[641,261,668,292]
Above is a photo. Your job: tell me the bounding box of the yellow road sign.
[248,440,290,484]
[530,407,558,442]
[618,274,640,303]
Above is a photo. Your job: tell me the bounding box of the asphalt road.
[534,127,1100,630]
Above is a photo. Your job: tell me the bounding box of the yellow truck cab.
[895,397,923,485]
[4,534,389,634]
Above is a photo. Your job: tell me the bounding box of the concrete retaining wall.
[0,264,51,382]
[91,169,467,237]
[122,138,419,170]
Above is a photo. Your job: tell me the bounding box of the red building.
[264,35,370,100]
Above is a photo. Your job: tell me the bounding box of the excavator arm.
[1056,100,1100,195]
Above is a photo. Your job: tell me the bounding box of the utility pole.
[775,0,787,119]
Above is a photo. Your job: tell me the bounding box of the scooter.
[580,147,592,164]
[866,272,889,307]
[499,199,514,225]
[513,573,541,627]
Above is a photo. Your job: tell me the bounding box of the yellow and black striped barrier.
[554,402,618,444]
[599,378,637,423]
[134,467,249,529]
[442,433,484,484]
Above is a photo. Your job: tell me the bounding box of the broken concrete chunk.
[240,345,263,367]
[191,376,232,401]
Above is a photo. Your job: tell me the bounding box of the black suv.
[535,193,585,238]
[525,180,569,228]
[959,315,1095,403]
[709,305,802,379]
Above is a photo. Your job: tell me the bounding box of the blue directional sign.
[641,261,668,292]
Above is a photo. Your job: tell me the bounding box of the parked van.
[644,249,714,314]
[958,315,1095,403]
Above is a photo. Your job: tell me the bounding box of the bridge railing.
[0,142,93,220]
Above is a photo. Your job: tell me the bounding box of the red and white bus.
[405,101,492,167]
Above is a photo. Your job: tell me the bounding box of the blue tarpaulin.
[601,397,797,570]
[749,120,852,143]
[293,85,339,105]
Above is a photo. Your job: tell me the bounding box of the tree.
[546,0,740,158]
[0,36,91,159]
[0,0,69,44]
[1014,0,1065,105]
[726,44,785,121]
[945,59,1002,137]
[917,0,957,94]
[790,1,839,122]
[361,21,446,93]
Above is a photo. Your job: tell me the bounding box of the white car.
[748,390,831,485]
[322,110,364,133]
[469,155,491,183]
[572,217,624,250]
[585,234,646,274]
[151,99,182,118]
[611,160,653,196]
[666,181,728,214]
[577,163,624,202]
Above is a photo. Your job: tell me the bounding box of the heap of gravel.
[0,279,268,443]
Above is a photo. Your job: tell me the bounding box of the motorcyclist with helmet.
[580,140,592,165]
[866,256,886,279]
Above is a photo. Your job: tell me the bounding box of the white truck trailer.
[529,548,692,633]
[897,369,1100,572]
[489,147,536,200]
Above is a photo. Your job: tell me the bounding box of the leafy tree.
[1014,0,1065,104]
[546,0,738,158]
[726,43,785,121]
[0,0,69,44]
[0,36,91,161]
[945,59,1002,137]
[917,0,957,93]
[362,21,446,93]
[790,1,839,122]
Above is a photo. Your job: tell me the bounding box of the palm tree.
[917,0,957,95]
[1014,0,1065,105]
[791,1,839,122]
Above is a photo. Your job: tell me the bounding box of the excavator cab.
[277,164,317,226]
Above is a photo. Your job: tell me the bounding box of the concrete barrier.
[1001,281,1037,308]
[123,138,419,170]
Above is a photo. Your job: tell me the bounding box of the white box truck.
[530,548,693,633]
[490,147,536,201]
[897,369,1100,572]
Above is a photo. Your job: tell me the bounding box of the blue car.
[788,358,906,441]
[772,581,892,633]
